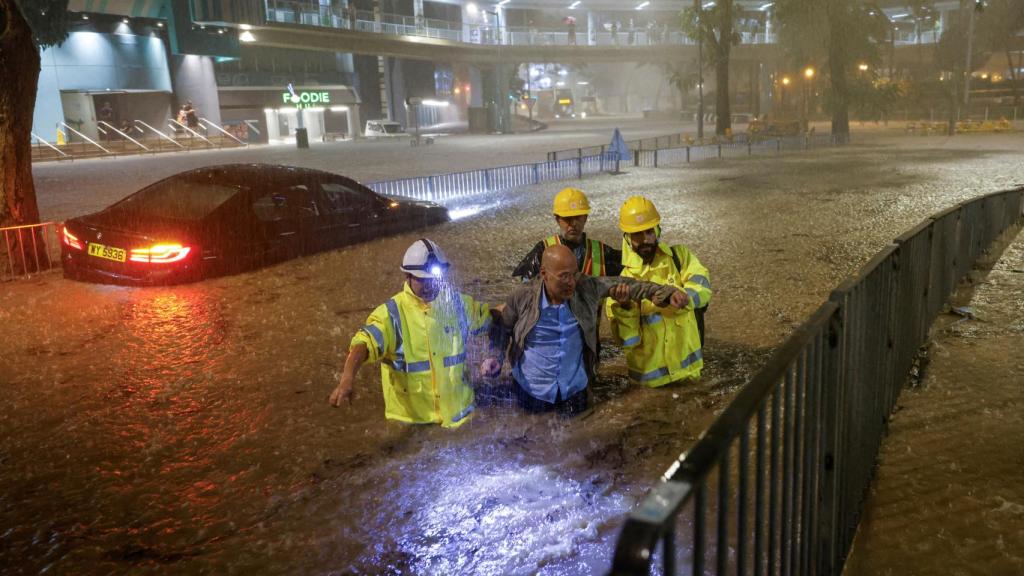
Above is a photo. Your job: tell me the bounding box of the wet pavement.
[2,130,1023,574]
[843,227,1024,576]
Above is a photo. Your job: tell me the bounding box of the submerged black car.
[61,164,449,285]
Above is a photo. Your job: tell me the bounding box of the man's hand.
[609,283,633,308]
[329,374,355,407]
[668,289,689,309]
[479,357,502,378]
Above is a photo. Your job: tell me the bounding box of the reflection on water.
[363,445,631,575]
[2,136,1022,573]
[116,290,228,401]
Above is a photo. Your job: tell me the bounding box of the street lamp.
[858,63,869,72]
[802,67,815,133]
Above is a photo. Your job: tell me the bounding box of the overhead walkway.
[250,22,781,64]
[242,2,958,65]
[843,228,1024,576]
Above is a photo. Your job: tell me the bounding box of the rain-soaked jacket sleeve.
[350,303,395,364]
[461,294,493,340]
[606,290,641,348]
[512,240,546,280]
[674,246,712,310]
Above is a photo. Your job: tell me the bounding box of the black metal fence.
[366,135,840,203]
[609,187,1024,575]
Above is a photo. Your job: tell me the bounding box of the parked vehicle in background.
[364,120,408,139]
[60,164,449,285]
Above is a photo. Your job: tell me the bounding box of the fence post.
[484,169,492,192]
[717,144,722,158]
[816,307,844,576]
[634,149,640,167]
[654,148,659,168]
[577,156,583,179]
[533,163,540,184]
[686,146,691,163]
[748,141,752,155]
[428,175,436,200]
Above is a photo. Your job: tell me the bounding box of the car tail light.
[62,226,84,250]
[129,244,192,264]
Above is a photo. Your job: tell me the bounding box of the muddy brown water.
[1,133,1022,574]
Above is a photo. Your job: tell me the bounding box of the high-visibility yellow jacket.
[351,282,491,428]
[606,241,711,387]
[544,235,608,277]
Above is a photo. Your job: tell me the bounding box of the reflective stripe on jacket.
[351,282,491,428]
[544,235,605,277]
[606,240,711,387]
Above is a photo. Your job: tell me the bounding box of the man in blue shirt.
[496,245,686,414]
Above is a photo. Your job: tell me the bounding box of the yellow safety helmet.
[619,196,661,233]
[552,187,591,217]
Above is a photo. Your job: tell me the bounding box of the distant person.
[98,101,114,139]
[346,3,357,29]
[606,196,711,388]
[183,100,200,130]
[329,239,499,428]
[567,19,577,45]
[119,119,133,139]
[498,244,685,414]
[512,187,623,281]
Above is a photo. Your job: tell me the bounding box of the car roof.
[174,164,346,185]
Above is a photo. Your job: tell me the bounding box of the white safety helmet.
[400,238,450,279]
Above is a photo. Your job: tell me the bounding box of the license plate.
[87,242,127,262]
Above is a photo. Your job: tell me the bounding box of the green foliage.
[15,0,70,49]
[680,0,740,61]
[838,76,905,119]
[774,0,887,71]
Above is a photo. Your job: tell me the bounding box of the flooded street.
[845,227,1024,576]
[2,132,1023,573]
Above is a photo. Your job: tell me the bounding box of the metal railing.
[632,133,839,168]
[367,133,841,204]
[30,118,246,162]
[0,222,62,281]
[364,152,625,202]
[608,186,1024,575]
[262,0,785,47]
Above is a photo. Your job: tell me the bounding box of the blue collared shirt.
[512,287,588,403]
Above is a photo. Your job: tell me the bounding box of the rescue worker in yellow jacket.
[512,187,624,280]
[606,196,712,387]
[329,239,495,428]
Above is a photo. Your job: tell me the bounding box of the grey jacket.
[500,275,679,383]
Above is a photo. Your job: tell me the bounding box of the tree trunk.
[826,0,850,140]
[1006,50,1021,107]
[714,0,732,136]
[0,0,48,273]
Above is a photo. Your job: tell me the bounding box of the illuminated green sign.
[282,90,331,109]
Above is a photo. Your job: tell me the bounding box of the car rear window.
[112,177,239,220]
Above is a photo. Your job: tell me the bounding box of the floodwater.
[2,132,1023,574]
[844,232,1024,576]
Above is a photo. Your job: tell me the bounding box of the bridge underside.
[254,23,782,66]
